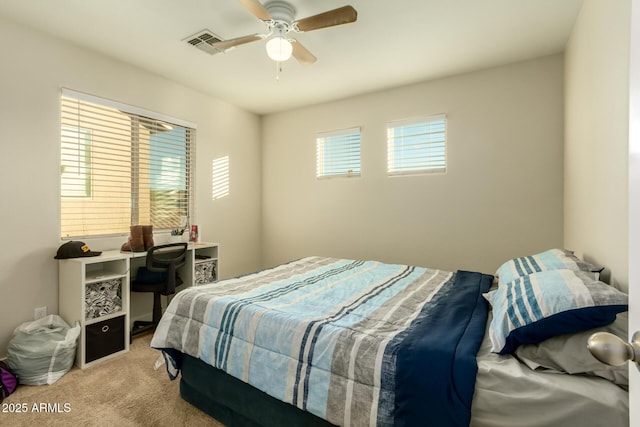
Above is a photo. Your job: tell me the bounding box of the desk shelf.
[85,310,127,326]
[85,272,126,284]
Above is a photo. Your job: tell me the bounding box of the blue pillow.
[484,269,627,354]
[496,248,602,286]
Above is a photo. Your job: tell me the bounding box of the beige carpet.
[2,332,223,426]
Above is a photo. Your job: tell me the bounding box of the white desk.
[58,242,218,368]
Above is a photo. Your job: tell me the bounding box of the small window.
[316,127,361,178]
[387,114,446,175]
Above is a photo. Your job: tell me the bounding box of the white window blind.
[387,114,446,175]
[316,127,361,178]
[60,89,195,238]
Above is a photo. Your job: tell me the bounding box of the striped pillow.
[484,269,627,354]
[496,249,601,286]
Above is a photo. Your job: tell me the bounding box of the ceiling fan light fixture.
[265,35,292,62]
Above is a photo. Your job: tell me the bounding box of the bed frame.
[180,354,336,427]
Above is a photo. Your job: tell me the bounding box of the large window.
[60,89,195,238]
[316,127,361,178]
[387,114,446,175]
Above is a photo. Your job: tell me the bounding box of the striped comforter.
[151,257,492,427]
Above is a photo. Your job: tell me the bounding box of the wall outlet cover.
[34,306,47,320]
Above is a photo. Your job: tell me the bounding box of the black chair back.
[145,243,188,295]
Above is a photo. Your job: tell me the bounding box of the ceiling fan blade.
[237,0,272,21]
[210,34,263,51]
[293,5,357,32]
[291,40,317,66]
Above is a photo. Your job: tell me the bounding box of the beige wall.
[261,55,565,274]
[564,0,631,291]
[0,15,262,354]
[628,1,640,420]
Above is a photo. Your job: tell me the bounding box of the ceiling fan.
[210,0,358,65]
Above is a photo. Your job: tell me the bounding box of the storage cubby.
[194,259,217,285]
[85,316,126,363]
[85,258,127,282]
[85,278,123,320]
[185,244,219,286]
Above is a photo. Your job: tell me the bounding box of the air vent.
[184,30,223,55]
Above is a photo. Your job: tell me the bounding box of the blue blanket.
[394,270,492,426]
[151,257,492,426]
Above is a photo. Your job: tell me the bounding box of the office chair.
[130,243,188,338]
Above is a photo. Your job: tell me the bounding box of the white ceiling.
[0,0,583,115]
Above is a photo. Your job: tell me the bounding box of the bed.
[150,251,629,427]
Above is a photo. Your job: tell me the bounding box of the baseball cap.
[54,241,102,259]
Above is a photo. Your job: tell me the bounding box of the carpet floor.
[1,332,223,426]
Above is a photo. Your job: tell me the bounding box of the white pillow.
[484,269,627,354]
[496,248,602,286]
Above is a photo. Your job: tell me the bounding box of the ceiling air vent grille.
[184,30,223,55]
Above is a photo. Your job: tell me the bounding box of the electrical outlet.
[34,306,47,320]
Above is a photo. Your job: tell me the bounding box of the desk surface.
[61,242,218,263]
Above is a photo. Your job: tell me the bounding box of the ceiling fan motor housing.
[264,1,296,24]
